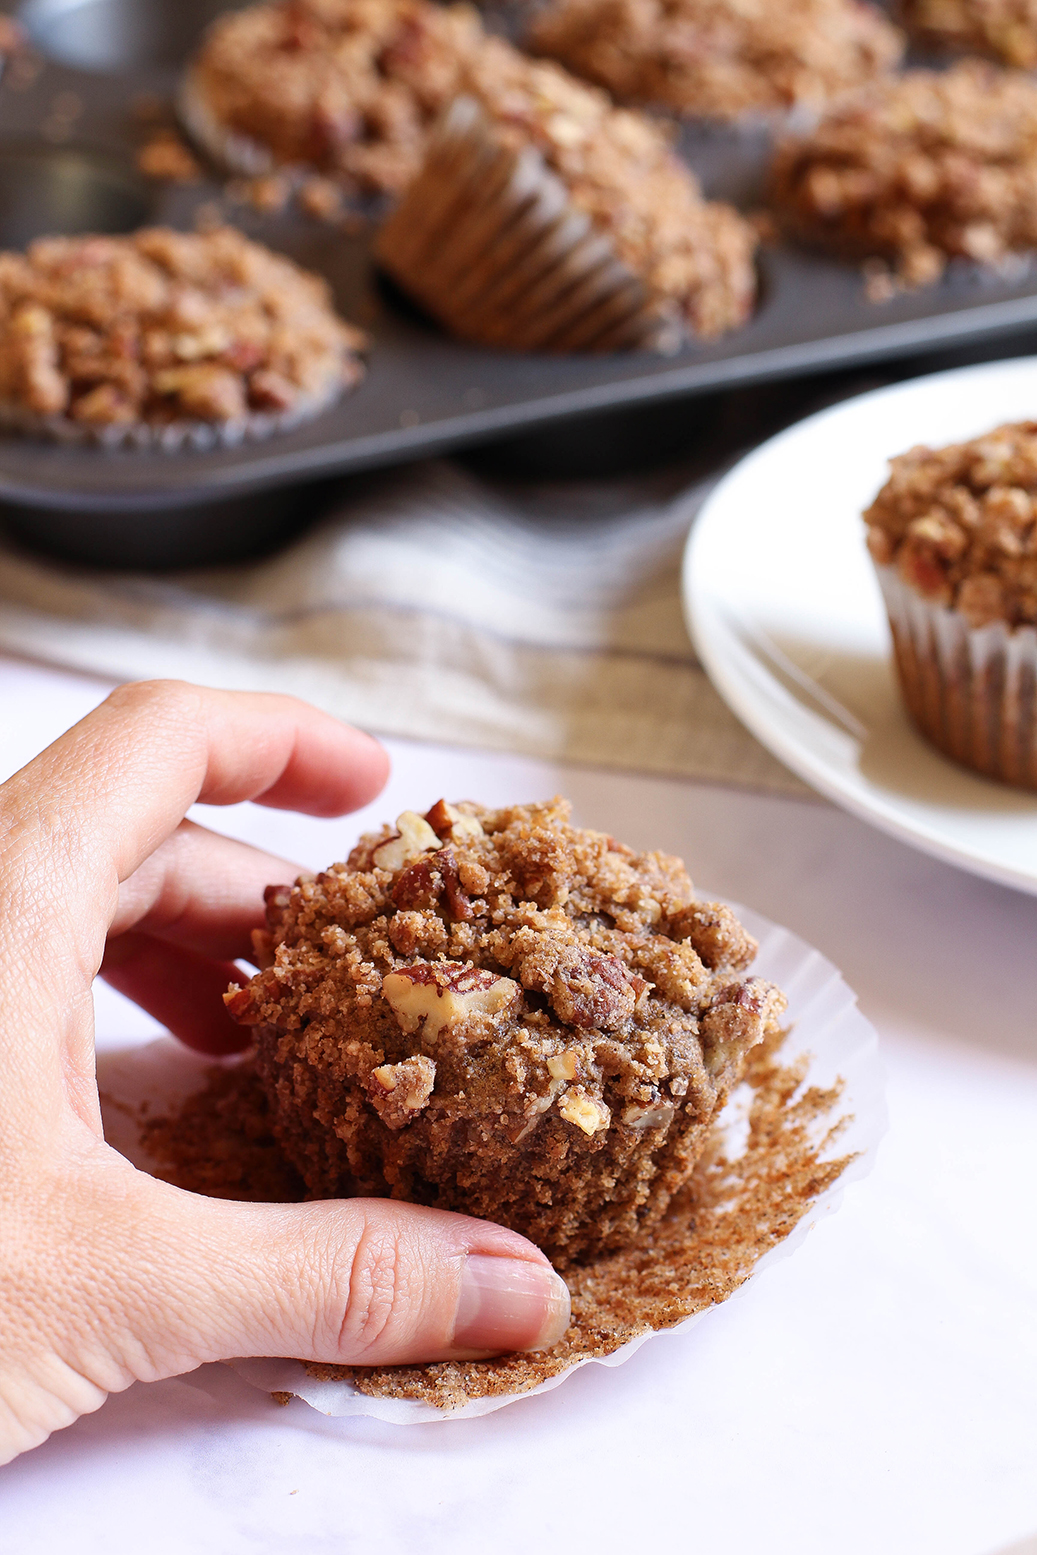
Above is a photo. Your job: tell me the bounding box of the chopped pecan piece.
[373,811,443,872]
[382,962,519,1039]
[620,1100,676,1130]
[390,847,473,920]
[518,938,646,1031]
[366,1054,436,1129]
[547,1050,578,1081]
[424,798,484,842]
[558,1087,610,1136]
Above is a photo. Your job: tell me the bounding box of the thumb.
[118,1177,572,1376]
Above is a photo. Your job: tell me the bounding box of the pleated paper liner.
[0,371,360,452]
[877,564,1037,791]
[98,903,885,1424]
[375,97,682,354]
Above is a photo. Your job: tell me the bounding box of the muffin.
[528,0,904,123]
[0,226,366,449]
[181,0,496,196]
[899,0,1037,68]
[865,421,1037,788]
[226,797,787,1266]
[375,79,758,352]
[771,61,1037,287]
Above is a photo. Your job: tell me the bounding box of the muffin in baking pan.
[899,0,1037,68]
[527,0,904,123]
[0,225,366,449]
[865,420,1037,789]
[375,83,758,353]
[771,60,1037,288]
[181,0,511,196]
[226,797,786,1266]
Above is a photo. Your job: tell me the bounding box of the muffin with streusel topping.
[529,0,903,123]
[899,0,1037,68]
[771,61,1037,289]
[865,420,1037,788]
[180,0,499,196]
[226,798,786,1265]
[0,225,366,448]
[375,76,758,353]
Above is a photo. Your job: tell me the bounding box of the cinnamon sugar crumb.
[772,61,1037,285]
[529,0,903,121]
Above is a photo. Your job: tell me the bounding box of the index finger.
[0,680,388,943]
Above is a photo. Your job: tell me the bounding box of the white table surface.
[0,652,1034,1555]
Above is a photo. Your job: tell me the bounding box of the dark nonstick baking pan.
[5,0,1037,567]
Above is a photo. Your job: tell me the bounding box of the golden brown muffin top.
[229,797,781,1140]
[189,0,486,194]
[899,0,1037,68]
[529,0,903,122]
[0,225,365,427]
[771,60,1037,285]
[865,420,1037,627]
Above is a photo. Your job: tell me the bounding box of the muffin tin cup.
[11,0,1037,569]
[876,563,1037,789]
[0,376,354,451]
[375,97,681,355]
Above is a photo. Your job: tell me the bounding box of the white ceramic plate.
[98,904,884,1423]
[683,356,1037,898]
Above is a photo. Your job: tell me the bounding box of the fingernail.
[453,1255,571,1354]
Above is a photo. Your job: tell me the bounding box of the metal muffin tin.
[4,0,1037,565]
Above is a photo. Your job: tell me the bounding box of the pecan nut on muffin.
[865,420,1037,788]
[771,60,1037,288]
[227,798,786,1265]
[0,226,366,449]
[528,0,904,123]
[899,0,1037,68]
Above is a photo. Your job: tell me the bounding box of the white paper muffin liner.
[97,901,885,1425]
[375,97,682,354]
[876,564,1037,789]
[0,376,352,451]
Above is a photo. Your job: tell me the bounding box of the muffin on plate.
[899,0,1037,68]
[865,421,1037,788]
[181,0,495,196]
[528,0,904,122]
[0,226,366,449]
[226,797,786,1265]
[375,75,758,352]
[771,61,1037,287]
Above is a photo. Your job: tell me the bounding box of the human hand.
[0,682,570,1464]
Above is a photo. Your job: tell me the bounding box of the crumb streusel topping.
[529,0,903,122]
[771,61,1037,286]
[228,798,784,1263]
[0,225,366,429]
[865,421,1037,628]
[187,0,492,194]
[899,0,1037,67]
